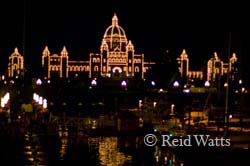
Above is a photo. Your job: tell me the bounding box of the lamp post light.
[151,81,156,87]
[173,81,180,88]
[239,79,242,85]
[224,80,230,136]
[138,99,143,119]
[91,79,97,86]
[170,104,175,115]
[33,93,39,102]
[204,81,210,88]
[36,78,42,86]
[138,100,143,111]
[204,81,210,95]
[42,99,47,112]
[39,96,43,105]
[121,80,127,87]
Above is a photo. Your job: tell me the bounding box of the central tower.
[90,13,144,78]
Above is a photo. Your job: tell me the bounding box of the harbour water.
[1,111,250,165]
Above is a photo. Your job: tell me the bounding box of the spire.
[14,47,19,55]
[180,49,188,59]
[127,40,134,51]
[214,52,219,60]
[230,53,237,63]
[232,53,237,59]
[112,13,118,26]
[182,49,186,54]
[101,40,108,51]
[62,46,67,52]
[102,39,107,46]
[43,46,50,56]
[61,46,68,56]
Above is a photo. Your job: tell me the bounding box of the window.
[94,66,99,71]
[134,59,141,63]
[135,67,139,72]
[93,58,100,63]
[13,57,18,64]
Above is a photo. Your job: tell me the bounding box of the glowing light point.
[204,81,210,87]
[43,99,47,109]
[91,79,97,86]
[173,81,179,88]
[39,97,43,105]
[151,81,156,86]
[121,80,127,87]
[36,78,42,85]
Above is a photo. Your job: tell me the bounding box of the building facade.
[8,48,24,79]
[177,49,240,86]
[42,14,154,80]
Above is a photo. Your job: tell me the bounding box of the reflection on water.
[58,126,69,159]
[57,128,133,165]
[19,131,48,165]
[17,126,250,166]
[55,127,152,165]
[14,124,187,166]
[16,126,187,166]
[98,137,132,165]
[153,145,184,166]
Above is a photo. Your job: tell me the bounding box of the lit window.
[94,66,99,71]
[135,67,139,72]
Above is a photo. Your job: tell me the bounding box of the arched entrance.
[112,66,122,77]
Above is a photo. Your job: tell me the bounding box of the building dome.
[103,14,128,51]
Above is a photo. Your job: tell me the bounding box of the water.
[2,114,250,166]
[14,126,156,166]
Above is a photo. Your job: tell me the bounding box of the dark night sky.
[0,0,250,85]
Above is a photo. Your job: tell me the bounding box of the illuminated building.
[177,49,240,86]
[8,47,24,78]
[42,14,154,79]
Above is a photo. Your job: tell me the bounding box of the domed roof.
[103,14,128,51]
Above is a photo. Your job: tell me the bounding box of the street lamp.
[91,79,97,86]
[39,96,43,105]
[138,100,143,110]
[173,81,180,88]
[121,80,127,87]
[151,81,156,86]
[204,81,210,88]
[36,78,42,85]
[239,79,242,85]
[170,104,175,115]
[42,99,47,112]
